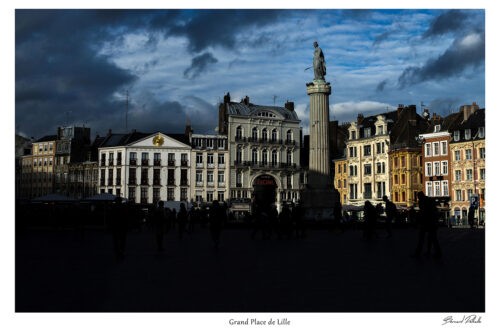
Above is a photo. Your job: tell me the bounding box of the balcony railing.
[154,159,161,166]
[234,160,297,170]
[168,160,175,166]
[130,159,137,166]
[108,159,114,166]
[180,179,188,186]
[141,159,149,166]
[116,178,121,186]
[128,178,136,185]
[100,160,105,166]
[141,179,149,185]
[117,159,122,166]
[181,160,188,167]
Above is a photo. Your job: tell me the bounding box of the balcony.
[154,159,161,166]
[108,159,114,166]
[196,181,203,187]
[128,178,136,185]
[117,159,122,166]
[141,159,149,166]
[181,160,188,167]
[285,139,296,146]
[196,163,203,168]
[168,160,175,167]
[207,182,214,187]
[167,179,175,186]
[207,163,215,169]
[235,136,245,143]
[180,179,188,186]
[236,183,242,188]
[130,159,137,166]
[100,160,105,166]
[141,179,149,186]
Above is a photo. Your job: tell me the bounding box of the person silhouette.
[209,200,225,249]
[363,201,377,240]
[413,191,441,258]
[177,204,188,240]
[153,201,166,251]
[382,195,396,238]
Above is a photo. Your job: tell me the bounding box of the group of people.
[362,192,441,258]
[250,202,305,240]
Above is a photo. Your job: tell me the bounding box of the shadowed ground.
[16,226,484,312]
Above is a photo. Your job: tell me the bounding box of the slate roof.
[34,135,58,143]
[225,102,300,121]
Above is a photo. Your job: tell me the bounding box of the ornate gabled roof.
[226,102,300,121]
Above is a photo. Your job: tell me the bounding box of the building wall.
[190,134,229,204]
[228,114,302,211]
[449,139,485,222]
[420,132,451,199]
[389,149,423,207]
[333,158,348,205]
[30,140,57,198]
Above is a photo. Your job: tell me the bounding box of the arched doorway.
[253,175,277,210]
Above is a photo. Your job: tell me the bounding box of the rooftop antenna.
[125,89,129,131]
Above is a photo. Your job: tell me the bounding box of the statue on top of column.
[313,41,326,81]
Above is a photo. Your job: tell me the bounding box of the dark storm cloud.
[423,10,469,38]
[427,98,462,114]
[168,9,282,53]
[375,79,388,93]
[398,31,485,88]
[183,52,218,79]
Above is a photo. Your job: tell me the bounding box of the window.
[286,130,292,142]
[271,150,278,165]
[394,157,398,168]
[425,162,432,176]
[196,153,203,165]
[101,153,106,166]
[236,171,242,186]
[441,161,448,175]
[117,152,122,165]
[349,147,357,157]
[218,153,225,165]
[376,162,385,174]
[377,125,383,135]
[364,127,371,138]
[364,164,372,175]
[465,129,471,140]
[128,187,136,202]
[350,130,356,140]
[394,174,399,184]
[286,150,292,165]
[401,174,406,184]
[154,153,161,165]
[440,141,448,155]
[206,139,214,149]
[180,169,187,185]
[141,168,148,185]
[466,169,473,181]
[434,162,440,176]
[425,143,432,157]
[349,184,358,199]
[465,149,472,160]
[338,164,342,173]
[167,188,174,201]
[108,169,113,186]
[168,153,175,163]
[479,147,485,159]
[252,127,258,140]
[207,191,214,203]
[271,129,278,141]
[218,191,225,202]
[180,188,188,201]
[337,180,341,188]
[349,165,357,176]
[207,153,214,166]
[218,171,225,184]
[236,126,242,139]
[262,128,268,141]
[363,145,371,156]
[167,169,175,185]
[130,152,137,164]
[129,168,136,184]
[442,181,449,196]
[455,170,462,181]
[433,142,440,156]
[376,182,385,198]
[196,171,203,184]
[236,147,242,163]
[434,181,441,196]
[454,150,461,161]
[141,187,148,202]
[364,183,372,199]
[153,188,160,203]
[376,142,385,154]
[480,168,485,180]
[454,130,460,142]
[401,156,406,168]
[467,189,473,200]
[252,149,258,164]
[142,152,149,161]
[260,150,267,165]
[478,127,485,138]
[207,171,214,185]
[181,153,188,166]
[426,182,433,196]
[455,189,462,201]
[217,139,225,149]
[286,175,292,188]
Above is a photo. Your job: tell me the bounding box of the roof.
[389,107,429,149]
[34,135,58,143]
[225,102,300,121]
[99,132,151,148]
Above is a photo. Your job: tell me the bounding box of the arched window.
[252,148,258,164]
[262,128,268,142]
[271,150,278,166]
[262,149,268,165]
[236,126,242,140]
[236,146,243,163]
[286,130,292,142]
[271,128,278,142]
[252,127,258,141]
[286,150,292,165]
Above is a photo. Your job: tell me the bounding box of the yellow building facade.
[388,148,423,207]
[333,158,348,205]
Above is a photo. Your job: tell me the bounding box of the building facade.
[97,131,191,204]
[333,157,348,205]
[449,106,485,224]
[218,94,302,212]
[190,134,230,205]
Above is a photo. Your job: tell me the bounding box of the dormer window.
[350,130,356,140]
[478,127,485,138]
[364,128,371,138]
[434,125,441,132]
[377,125,384,135]
[465,129,471,140]
[454,130,460,141]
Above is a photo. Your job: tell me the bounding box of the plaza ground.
[16,224,484,312]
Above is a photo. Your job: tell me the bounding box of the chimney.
[223,92,231,104]
[285,101,294,111]
[357,113,364,125]
[460,102,480,122]
[241,96,250,105]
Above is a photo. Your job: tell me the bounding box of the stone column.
[306,80,331,188]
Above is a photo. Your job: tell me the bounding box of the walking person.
[468,206,476,229]
[382,195,396,238]
[413,191,442,258]
[209,200,226,249]
[363,200,377,240]
[152,201,167,251]
[177,204,188,240]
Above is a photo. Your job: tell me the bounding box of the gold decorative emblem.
[152,134,164,146]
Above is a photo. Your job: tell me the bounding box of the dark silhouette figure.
[152,201,167,251]
[177,204,188,240]
[383,195,396,238]
[413,191,442,258]
[363,200,377,240]
[468,207,476,229]
[292,203,305,239]
[267,205,279,239]
[209,200,226,249]
[333,201,343,233]
[109,197,129,261]
[278,204,293,239]
[187,207,197,233]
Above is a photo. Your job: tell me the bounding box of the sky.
[15,8,485,139]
